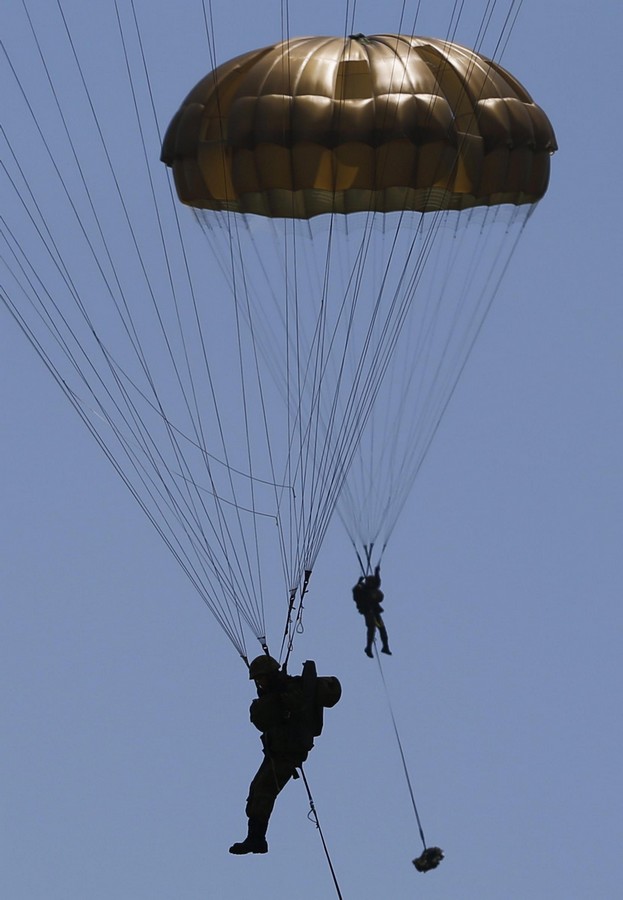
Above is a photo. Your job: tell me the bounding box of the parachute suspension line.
[5,6,272,655]
[468,0,502,56]
[1,125,185,550]
[406,0,426,38]
[395,0,413,38]
[3,10,156,395]
[204,213,310,644]
[269,24,326,616]
[127,0,231,513]
[280,568,313,670]
[291,214,342,570]
[350,540,376,578]
[280,0,291,46]
[299,211,386,565]
[215,196,322,656]
[298,765,345,900]
[206,216,295,602]
[494,0,525,63]
[294,215,341,572]
[374,651,431,853]
[353,542,367,578]
[115,2,237,563]
[338,182,529,554]
[335,209,448,547]
[199,0,221,75]
[343,0,357,39]
[471,0,524,65]
[28,0,218,575]
[217,215,272,642]
[187,5,294,645]
[119,6,273,647]
[145,132,279,652]
[300,238,371,565]
[279,586,299,666]
[378,204,534,549]
[278,220,303,611]
[203,220,291,640]
[55,0,180,398]
[237,216,290,628]
[306,212,354,556]
[349,542,386,577]
[434,0,525,78]
[280,207,356,587]
[302,212,399,561]
[0,265,252,656]
[441,0,465,45]
[0,231,254,658]
[357,213,471,542]
[285,150,307,598]
[184,5,281,645]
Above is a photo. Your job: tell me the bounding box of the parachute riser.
[356,543,384,576]
[281,568,312,669]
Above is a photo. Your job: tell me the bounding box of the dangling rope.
[374,648,430,850]
[374,642,443,872]
[298,764,344,900]
[373,647,444,872]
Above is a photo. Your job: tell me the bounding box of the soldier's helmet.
[248,655,281,679]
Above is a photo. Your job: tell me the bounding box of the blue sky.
[2,2,622,898]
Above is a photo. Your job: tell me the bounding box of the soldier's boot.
[229,816,269,854]
[364,644,374,658]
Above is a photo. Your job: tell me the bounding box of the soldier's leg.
[229,758,270,855]
[364,613,375,657]
[230,755,297,855]
[378,616,391,654]
[245,755,296,821]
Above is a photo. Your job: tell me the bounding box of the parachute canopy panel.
[161,33,557,218]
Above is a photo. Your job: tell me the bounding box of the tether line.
[375,650,428,850]
[299,765,344,900]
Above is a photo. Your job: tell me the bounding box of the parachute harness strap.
[298,764,344,900]
[375,650,428,850]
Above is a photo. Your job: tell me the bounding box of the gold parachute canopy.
[161,33,557,218]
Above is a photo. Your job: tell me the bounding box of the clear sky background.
[2,2,622,899]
